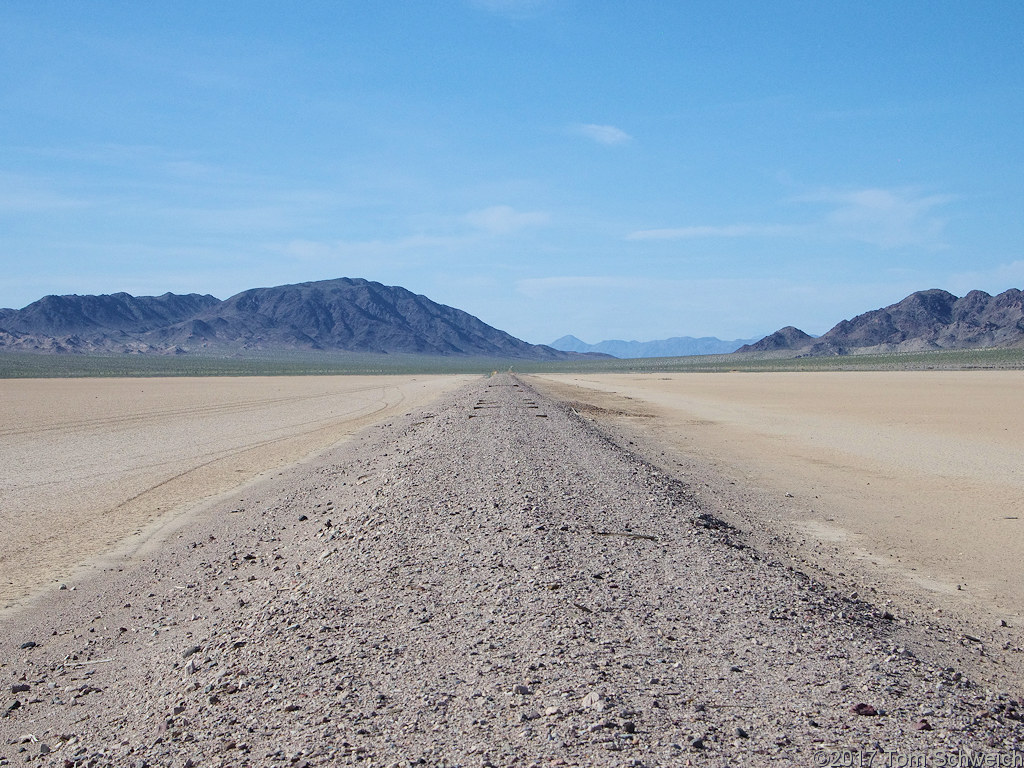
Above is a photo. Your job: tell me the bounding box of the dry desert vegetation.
[1,371,1023,766]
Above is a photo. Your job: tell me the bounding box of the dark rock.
[182,645,201,659]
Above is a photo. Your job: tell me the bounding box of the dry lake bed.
[0,375,472,608]
[2,372,1024,765]
[531,372,1024,627]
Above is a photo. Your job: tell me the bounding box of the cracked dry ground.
[2,374,1022,766]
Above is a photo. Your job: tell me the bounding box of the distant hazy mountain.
[737,288,1024,356]
[550,334,758,358]
[0,278,577,359]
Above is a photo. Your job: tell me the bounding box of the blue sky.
[2,1,1022,343]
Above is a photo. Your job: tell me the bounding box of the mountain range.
[739,288,1024,356]
[550,334,758,358]
[4,281,1021,362]
[0,278,576,360]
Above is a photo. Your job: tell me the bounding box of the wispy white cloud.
[464,205,549,234]
[0,172,94,213]
[808,187,956,249]
[571,123,632,146]
[948,259,1024,295]
[278,205,549,264]
[0,189,91,213]
[627,224,798,241]
[628,186,956,249]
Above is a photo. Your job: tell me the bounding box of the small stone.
[581,691,605,710]
[850,703,878,716]
[913,719,933,731]
[19,641,36,650]
[512,684,532,695]
[182,645,201,659]
[298,514,308,522]
[691,737,705,750]
[38,744,50,755]
[735,726,749,739]
[622,721,636,733]
[11,684,30,694]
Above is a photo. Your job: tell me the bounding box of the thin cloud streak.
[628,186,956,248]
[464,205,550,234]
[572,123,632,146]
[811,187,956,249]
[627,224,799,240]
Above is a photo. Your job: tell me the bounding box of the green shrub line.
[1,346,1022,378]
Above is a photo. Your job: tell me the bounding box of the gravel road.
[2,374,1022,767]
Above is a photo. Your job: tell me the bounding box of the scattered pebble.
[0,375,1019,765]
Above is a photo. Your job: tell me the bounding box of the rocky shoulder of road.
[1,374,1022,767]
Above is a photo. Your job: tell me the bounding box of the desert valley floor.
[1,371,1022,765]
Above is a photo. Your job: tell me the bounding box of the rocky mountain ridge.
[739,288,1024,356]
[0,278,574,359]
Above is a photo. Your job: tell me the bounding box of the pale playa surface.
[533,372,1024,623]
[0,375,471,607]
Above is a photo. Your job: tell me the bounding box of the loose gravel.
[1,374,1022,766]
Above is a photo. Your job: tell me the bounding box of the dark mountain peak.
[892,288,957,323]
[739,287,1024,357]
[184,277,568,358]
[0,276,574,359]
[810,288,985,354]
[736,326,814,353]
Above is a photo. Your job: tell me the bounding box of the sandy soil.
[0,375,472,609]
[530,372,1024,630]
[4,374,1024,766]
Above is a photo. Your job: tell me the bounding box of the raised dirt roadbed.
[1,375,1021,766]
